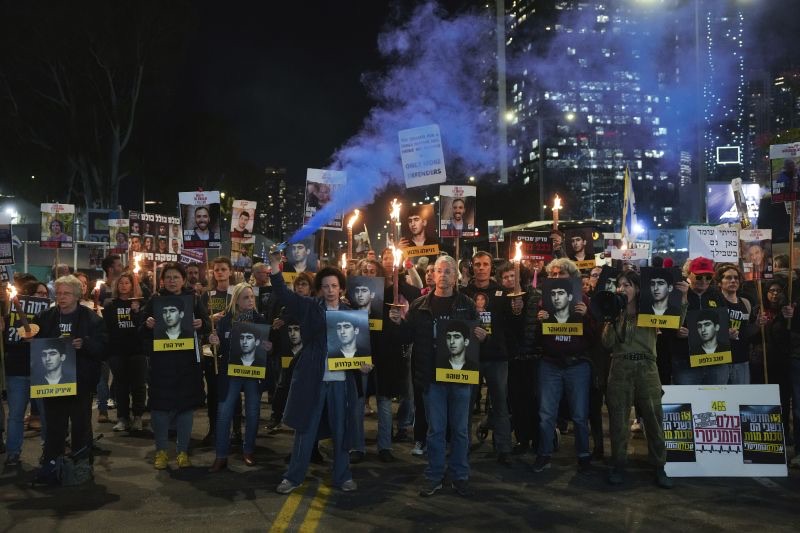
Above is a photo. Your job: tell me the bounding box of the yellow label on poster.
[575,260,596,270]
[689,351,732,368]
[31,383,77,398]
[154,338,195,351]
[281,356,293,369]
[403,244,440,258]
[227,364,266,378]
[435,368,479,384]
[369,318,383,331]
[541,323,584,336]
[327,356,372,371]
[637,314,681,329]
[282,272,299,284]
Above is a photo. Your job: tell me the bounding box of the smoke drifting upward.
[290,2,495,242]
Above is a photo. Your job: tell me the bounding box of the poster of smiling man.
[439,185,476,238]
[326,310,371,371]
[540,277,584,336]
[435,319,479,384]
[40,203,75,249]
[153,294,196,351]
[304,168,346,230]
[686,308,732,368]
[638,267,684,329]
[30,337,77,398]
[346,276,385,330]
[227,322,270,379]
[180,190,221,249]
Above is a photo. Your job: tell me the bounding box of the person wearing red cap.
[668,257,730,385]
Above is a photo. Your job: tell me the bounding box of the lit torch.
[391,246,403,305]
[552,194,562,232]
[341,253,347,271]
[347,209,360,260]
[93,279,103,311]
[390,199,402,247]
[133,253,142,288]
[508,241,525,296]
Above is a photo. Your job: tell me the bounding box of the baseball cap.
[688,257,714,275]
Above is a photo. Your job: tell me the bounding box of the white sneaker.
[131,416,143,431]
[113,419,130,432]
[630,419,642,433]
[107,399,116,409]
[411,441,425,456]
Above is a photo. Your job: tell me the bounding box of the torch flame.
[513,241,523,263]
[392,246,403,268]
[341,253,347,269]
[94,280,103,292]
[552,194,562,211]
[390,198,401,223]
[9,286,17,300]
[347,209,360,229]
[133,254,142,274]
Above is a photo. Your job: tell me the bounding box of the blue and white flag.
[621,166,638,241]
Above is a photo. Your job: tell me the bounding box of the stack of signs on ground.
[435,319,479,384]
[231,199,257,270]
[637,267,684,328]
[180,191,221,249]
[686,307,732,368]
[739,228,773,280]
[564,227,597,270]
[769,142,800,203]
[439,185,476,238]
[108,219,129,254]
[30,338,77,398]
[304,168,345,229]
[663,384,787,476]
[399,202,439,259]
[540,277,584,336]
[326,310,371,370]
[153,294,195,352]
[129,211,182,266]
[346,276,384,331]
[227,322,270,379]
[40,203,74,249]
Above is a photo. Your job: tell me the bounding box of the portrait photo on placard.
[541,277,583,324]
[400,203,438,249]
[40,203,75,248]
[228,321,270,375]
[153,294,195,349]
[284,238,318,273]
[231,200,256,242]
[740,237,773,281]
[564,227,596,262]
[346,276,385,319]
[326,310,370,359]
[597,266,620,294]
[439,185,476,238]
[30,337,77,396]
[435,319,480,372]
[487,220,504,243]
[638,267,683,320]
[687,308,732,357]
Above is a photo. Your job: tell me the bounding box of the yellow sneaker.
[176,451,192,468]
[154,450,169,470]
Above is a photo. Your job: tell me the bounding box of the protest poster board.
[40,203,74,249]
[739,228,773,280]
[398,124,447,188]
[346,276,384,331]
[87,209,111,243]
[564,227,597,270]
[663,385,787,477]
[435,319,479,384]
[688,226,739,262]
[610,241,651,262]
[506,231,552,262]
[230,199,256,243]
[399,203,439,258]
[108,218,129,254]
[326,310,371,370]
[439,185,476,238]
[686,308,732,368]
[540,277,584,336]
[180,191,221,249]
[227,322,270,379]
[769,142,800,203]
[488,220,504,243]
[0,224,14,265]
[30,337,77,398]
[129,211,181,265]
[637,267,684,329]
[153,294,195,352]
[304,169,346,230]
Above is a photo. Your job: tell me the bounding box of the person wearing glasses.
[715,264,756,384]
[668,257,730,385]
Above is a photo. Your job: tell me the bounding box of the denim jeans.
[728,361,750,385]
[376,396,393,451]
[350,373,369,453]
[672,359,730,385]
[792,359,800,448]
[537,359,591,458]
[96,362,111,412]
[151,409,194,453]
[423,382,472,482]
[479,360,512,454]
[285,380,351,487]
[215,377,262,457]
[5,376,47,456]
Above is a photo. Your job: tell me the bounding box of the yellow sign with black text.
[227,364,266,379]
[154,338,195,351]
[31,383,77,398]
[637,314,681,329]
[327,356,372,371]
[542,323,584,336]
[435,368,479,385]
[281,356,293,369]
[403,244,440,258]
[689,350,732,368]
[369,318,383,331]
[575,260,596,271]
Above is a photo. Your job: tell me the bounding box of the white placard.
[609,241,650,261]
[663,385,787,477]
[398,124,447,188]
[304,168,346,230]
[688,226,739,261]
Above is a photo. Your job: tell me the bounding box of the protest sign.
[326,310,371,370]
[30,338,77,398]
[304,169,346,230]
[399,124,447,188]
[439,185,476,238]
[688,226,739,261]
[40,203,74,249]
[180,191,221,249]
[435,319,479,384]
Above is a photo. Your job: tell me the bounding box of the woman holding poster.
[601,270,687,489]
[208,282,271,471]
[140,263,210,470]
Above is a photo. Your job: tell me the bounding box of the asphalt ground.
[1,397,799,532]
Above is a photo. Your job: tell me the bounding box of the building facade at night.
[254,167,304,242]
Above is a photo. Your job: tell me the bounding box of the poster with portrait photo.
[325,309,371,371]
[597,266,620,294]
[227,321,270,379]
[108,218,129,254]
[30,337,77,398]
[740,229,773,281]
[769,142,800,203]
[346,276,385,331]
[637,267,684,329]
[399,202,440,258]
[283,237,318,275]
[488,220,504,243]
[439,185,476,238]
[40,203,75,249]
[541,277,584,336]
[686,308,732,368]
[231,199,257,244]
[0,224,14,265]
[435,319,479,384]
[231,241,255,272]
[153,294,195,352]
[564,227,597,270]
[304,168,346,230]
[472,291,493,334]
[129,211,181,265]
[180,190,221,249]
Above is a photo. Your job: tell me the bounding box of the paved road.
[1,401,798,532]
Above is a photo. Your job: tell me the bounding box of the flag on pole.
[621,165,638,241]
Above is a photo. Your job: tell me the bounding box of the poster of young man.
[325,309,371,370]
[505,231,552,262]
[564,227,596,269]
[30,337,77,398]
[488,220,504,243]
[769,142,800,203]
[637,267,684,328]
[230,199,257,243]
[179,190,221,249]
[398,202,439,258]
[153,294,196,351]
[740,229,773,281]
[540,277,584,336]
[346,276,385,331]
[439,185,476,238]
[304,168,346,229]
[435,319,479,384]
[227,322,270,379]
[231,241,255,272]
[597,266,620,294]
[686,308,732,368]
[108,218,129,253]
[40,203,75,249]
[283,238,318,275]
[281,320,303,369]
